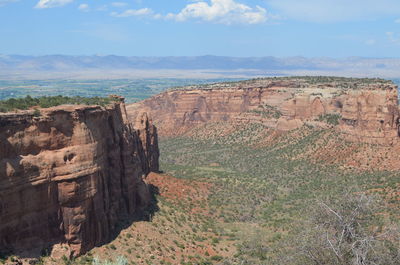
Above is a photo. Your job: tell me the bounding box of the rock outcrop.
[338,89,399,144]
[127,77,399,144]
[0,100,159,257]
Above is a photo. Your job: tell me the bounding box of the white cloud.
[78,3,88,11]
[111,0,270,25]
[111,2,128,8]
[266,0,400,22]
[111,8,155,18]
[35,0,73,8]
[0,0,18,7]
[395,18,400,23]
[168,0,268,25]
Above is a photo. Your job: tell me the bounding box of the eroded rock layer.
[0,101,159,257]
[127,78,399,144]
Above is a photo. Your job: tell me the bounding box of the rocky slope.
[127,77,399,144]
[0,99,159,258]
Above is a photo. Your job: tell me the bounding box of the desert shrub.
[159,127,400,264]
[317,113,342,126]
[210,255,223,261]
[250,104,282,119]
[278,193,400,265]
[33,108,41,117]
[109,244,116,250]
[62,255,75,265]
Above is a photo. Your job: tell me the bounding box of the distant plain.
[0,79,242,103]
[0,78,399,103]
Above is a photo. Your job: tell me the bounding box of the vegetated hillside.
[65,77,400,265]
[158,123,400,264]
[72,121,400,265]
[125,76,400,264]
[2,77,399,265]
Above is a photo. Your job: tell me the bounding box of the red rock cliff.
[0,101,159,257]
[126,78,399,144]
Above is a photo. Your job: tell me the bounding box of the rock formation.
[0,100,159,257]
[126,77,399,144]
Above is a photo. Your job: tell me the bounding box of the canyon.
[1,77,400,264]
[0,98,159,258]
[127,77,400,144]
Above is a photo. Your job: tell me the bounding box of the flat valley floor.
[66,122,400,265]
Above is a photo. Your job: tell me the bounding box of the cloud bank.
[34,0,269,25]
[168,0,268,25]
[111,0,269,25]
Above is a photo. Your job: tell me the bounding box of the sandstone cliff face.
[126,78,399,144]
[134,112,160,174]
[0,102,159,257]
[338,88,399,144]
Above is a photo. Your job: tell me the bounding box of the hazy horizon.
[1,54,400,79]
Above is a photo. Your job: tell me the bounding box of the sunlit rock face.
[0,101,159,257]
[127,78,399,144]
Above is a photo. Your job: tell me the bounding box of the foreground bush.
[279,192,400,265]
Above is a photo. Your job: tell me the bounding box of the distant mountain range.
[0,55,399,79]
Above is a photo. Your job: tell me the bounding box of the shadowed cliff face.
[126,78,399,145]
[0,102,159,257]
[133,112,160,174]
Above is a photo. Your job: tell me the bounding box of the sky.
[0,0,400,57]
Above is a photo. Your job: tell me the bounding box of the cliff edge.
[0,100,159,257]
[127,77,399,145]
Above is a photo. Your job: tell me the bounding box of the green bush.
[317,113,342,125]
[210,255,223,261]
[33,108,41,117]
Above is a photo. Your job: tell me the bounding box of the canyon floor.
[2,77,400,265]
[58,122,400,265]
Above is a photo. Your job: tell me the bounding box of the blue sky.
[1,0,400,57]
